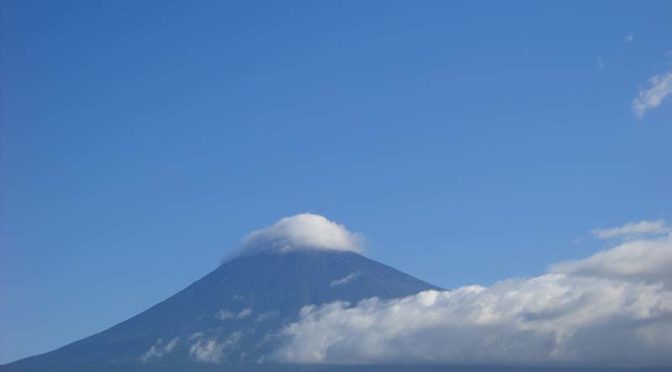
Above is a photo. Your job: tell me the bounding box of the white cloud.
[241,213,363,254]
[237,308,252,319]
[216,310,235,320]
[633,69,672,118]
[591,219,669,240]
[272,227,672,366]
[553,233,672,287]
[625,34,634,43]
[217,308,253,320]
[255,311,277,323]
[189,332,242,363]
[190,339,224,363]
[330,271,361,287]
[141,337,179,363]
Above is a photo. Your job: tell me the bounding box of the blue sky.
[1,0,671,364]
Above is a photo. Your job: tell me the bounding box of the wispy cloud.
[625,34,634,43]
[255,311,277,323]
[591,219,669,240]
[237,308,252,319]
[633,69,672,118]
[189,332,242,363]
[596,55,605,69]
[141,337,179,363]
[217,308,253,320]
[272,224,672,366]
[330,271,360,287]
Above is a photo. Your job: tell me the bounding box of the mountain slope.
[2,250,439,372]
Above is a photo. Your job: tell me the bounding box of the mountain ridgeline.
[2,250,439,372]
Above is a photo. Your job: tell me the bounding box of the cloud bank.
[633,68,672,118]
[272,222,672,366]
[553,231,672,288]
[241,213,363,254]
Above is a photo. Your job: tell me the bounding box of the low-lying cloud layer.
[241,213,363,254]
[272,221,672,366]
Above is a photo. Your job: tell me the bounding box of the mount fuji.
[1,214,439,372]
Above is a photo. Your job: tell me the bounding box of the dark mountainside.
[3,250,670,372]
[1,250,439,372]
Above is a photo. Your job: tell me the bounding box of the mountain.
[1,250,439,372]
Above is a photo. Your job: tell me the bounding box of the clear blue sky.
[1,0,671,364]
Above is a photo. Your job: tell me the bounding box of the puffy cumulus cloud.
[241,213,363,254]
[591,219,670,240]
[140,337,179,363]
[272,228,672,366]
[189,332,242,363]
[633,69,672,118]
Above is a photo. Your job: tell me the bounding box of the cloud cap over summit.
[241,214,363,254]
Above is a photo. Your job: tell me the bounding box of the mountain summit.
[2,215,438,372]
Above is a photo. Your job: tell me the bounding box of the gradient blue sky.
[1,0,671,364]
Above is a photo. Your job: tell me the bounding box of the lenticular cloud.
[273,226,672,366]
